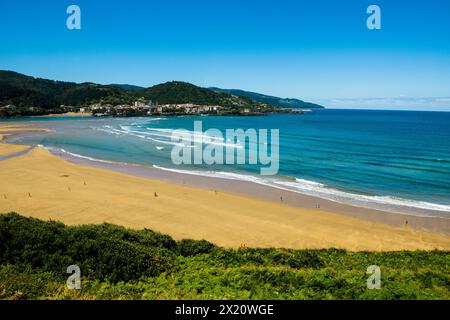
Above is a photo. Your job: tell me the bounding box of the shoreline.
[4,119,450,218]
[3,122,450,235]
[1,123,450,250]
[51,147,450,235]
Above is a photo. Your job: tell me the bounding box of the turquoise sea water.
[4,110,450,214]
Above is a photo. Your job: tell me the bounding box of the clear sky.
[1,0,449,110]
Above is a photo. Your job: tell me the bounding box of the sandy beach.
[32,112,93,117]
[1,123,450,251]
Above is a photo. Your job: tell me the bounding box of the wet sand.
[0,134,28,156]
[0,125,48,156]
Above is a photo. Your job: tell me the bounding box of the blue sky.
[1,0,450,110]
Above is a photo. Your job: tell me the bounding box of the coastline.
[1,123,450,250]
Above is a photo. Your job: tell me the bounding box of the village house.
[133,100,155,108]
[59,105,78,112]
[89,103,105,110]
[157,104,222,114]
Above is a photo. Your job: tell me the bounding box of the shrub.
[177,239,216,257]
[0,213,175,282]
[1,213,449,299]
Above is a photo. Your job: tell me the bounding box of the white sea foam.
[130,118,165,125]
[152,165,450,215]
[92,125,193,148]
[146,127,243,148]
[274,179,450,214]
[98,124,243,149]
[50,147,128,165]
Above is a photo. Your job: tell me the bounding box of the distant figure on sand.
[154,192,158,198]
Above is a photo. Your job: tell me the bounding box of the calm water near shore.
[3,109,450,215]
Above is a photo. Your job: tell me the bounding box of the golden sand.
[1,144,449,251]
[34,112,93,117]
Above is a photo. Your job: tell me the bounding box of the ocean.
[4,109,450,215]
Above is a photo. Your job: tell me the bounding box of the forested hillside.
[0,71,275,117]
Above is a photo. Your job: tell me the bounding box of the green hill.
[210,87,325,109]
[0,72,278,117]
[139,81,267,110]
[0,71,133,116]
[108,84,145,91]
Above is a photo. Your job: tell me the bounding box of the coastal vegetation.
[0,213,448,300]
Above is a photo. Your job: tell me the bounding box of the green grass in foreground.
[0,213,449,300]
